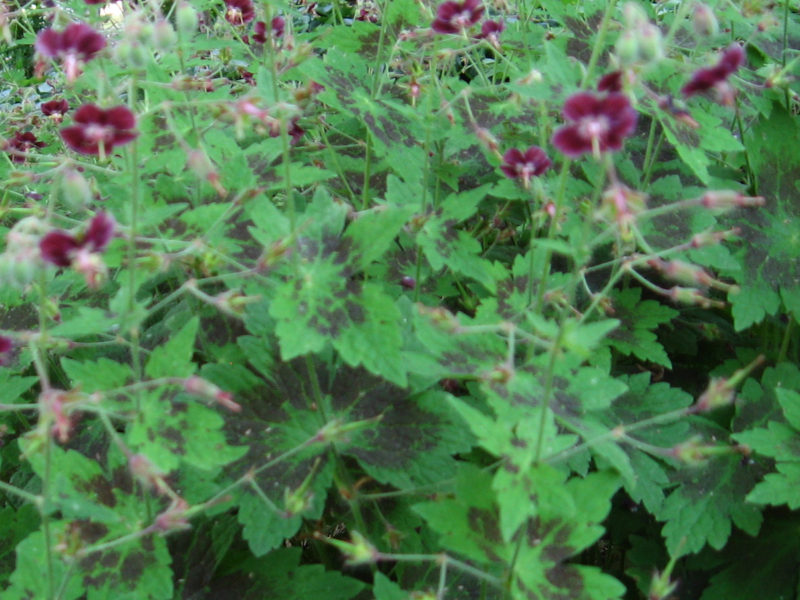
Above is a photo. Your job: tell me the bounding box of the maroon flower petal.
[0,336,11,354]
[62,23,106,60]
[562,92,602,121]
[82,212,115,252]
[477,19,505,40]
[252,21,267,44]
[61,104,138,156]
[272,16,285,38]
[35,28,62,58]
[597,71,623,92]
[552,126,593,157]
[225,0,255,25]
[719,44,745,73]
[42,99,70,115]
[682,44,745,98]
[73,103,105,124]
[432,0,484,35]
[500,146,551,180]
[40,231,80,266]
[104,106,137,130]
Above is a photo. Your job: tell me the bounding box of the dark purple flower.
[35,23,106,83]
[272,16,285,38]
[252,21,267,44]
[81,212,115,252]
[682,44,745,100]
[4,131,45,163]
[500,146,551,186]
[552,92,638,158]
[0,335,13,366]
[40,212,115,267]
[40,231,81,267]
[597,71,623,93]
[225,0,255,25]
[60,104,138,157]
[476,19,504,45]
[41,99,69,116]
[432,0,484,35]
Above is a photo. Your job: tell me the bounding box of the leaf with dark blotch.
[209,547,365,600]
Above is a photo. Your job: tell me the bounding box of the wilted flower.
[432,0,484,35]
[682,44,745,103]
[500,146,551,187]
[35,23,106,83]
[225,0,255,25]
[4,131,45,163]
[552,92,638,158]
[476,19,504,46]
[60,104,137,157]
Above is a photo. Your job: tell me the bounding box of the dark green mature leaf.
[720,102,800,329]
[735,388,800,509]
[416,185,496,292]
[699,516,800,600]
[595,373,694,514]
[512,470,625,600]
[222,547,365,600]
[606,288,677,367]
[414,463,509,564]
[269,188,409,384]
[127,389,246,473]
[145,316,199,379]
[657,445,763,556]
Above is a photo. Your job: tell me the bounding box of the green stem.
[580,0,617,88]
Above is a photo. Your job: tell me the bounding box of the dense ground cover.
[1,0,800,598]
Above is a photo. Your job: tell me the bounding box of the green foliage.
[1,0,800,597]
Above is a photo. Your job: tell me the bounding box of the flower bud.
[701,190,765,209]
[183,376,241,412]
[667,286,724,308]
[60,170,92,211]
[693,3,719,37]
[152,20,177,50]
[176,2,199,37]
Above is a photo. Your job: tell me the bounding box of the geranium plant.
[0,0,799,598]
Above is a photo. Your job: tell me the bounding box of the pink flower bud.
[183,376,241,412]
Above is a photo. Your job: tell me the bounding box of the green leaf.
[606,288,677,367]
[729,283,781,331]
[145,316,199,379]
[657,449,763,556]
[230,547,365,599]
[698,516,800,600]
[128,389,246,473]
[61,357,131,394]
[413,463,510,564]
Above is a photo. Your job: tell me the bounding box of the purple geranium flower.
[4,131,45,163]
[432,0,484,34]
[500,146,551,187]
[552,92,638,158]
[682,44,745,102]
[40,212,115,268]
[225,0,255,25]
[0,335,13,366]
[35,23,106,83]
[60,104,138,157]
[41,99,69,116]
[476,19,504,46]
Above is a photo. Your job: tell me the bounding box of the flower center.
[227,8,243,23]
[578,116,610,141]
[453,10,474,28]
[84,123,113,143]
